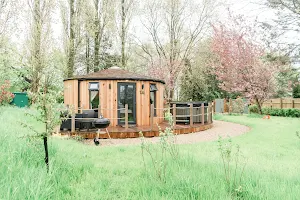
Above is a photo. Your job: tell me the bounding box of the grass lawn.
[1,107,300,199]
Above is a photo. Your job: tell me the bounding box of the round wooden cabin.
[63,66,165,127]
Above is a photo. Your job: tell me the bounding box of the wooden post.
[270,100,273,109]
[229,99,232,114]
[280,98,283,109]
[223,98,226,113]
[213,100,216,113]
[189,103,193,127]
[201,103,205,125]
[173,104,176,127]
[150,104,154,130]
[125,104,128,129]
[71,107,75,133]
[292,99,295,108]
[98,104,101,118]
[208,102,211,124]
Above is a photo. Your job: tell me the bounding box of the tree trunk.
[43,136,49,172]
[67,0,75,78]
[121,0,126,69]
[86,32,90,74]
[30,0,42,103]
[93,0,100,72]
[255,96,262,114]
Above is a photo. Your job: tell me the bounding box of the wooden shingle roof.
[64,66,165,84]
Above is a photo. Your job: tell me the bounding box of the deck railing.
[64,102,213,133]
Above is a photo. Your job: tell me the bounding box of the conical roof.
[65,66,165,84]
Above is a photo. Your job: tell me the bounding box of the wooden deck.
[59,121,213,139]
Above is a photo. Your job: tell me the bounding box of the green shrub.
[249,104,259,114]
[261,108,300,118]
[231,98,245,114]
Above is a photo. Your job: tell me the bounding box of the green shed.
[12,92,29,108]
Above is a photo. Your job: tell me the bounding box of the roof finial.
[109,66,121,70]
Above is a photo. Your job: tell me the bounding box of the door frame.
[117,82,136,125]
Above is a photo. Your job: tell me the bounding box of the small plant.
[218,137,247,198]
[73,135,84,142]
[249,104,259,114]
[0,80,14,105]
[139,116,179,182]
[230,98,245,114]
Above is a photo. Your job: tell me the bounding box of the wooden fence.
[262,98,300,109]
[66,103,213,133]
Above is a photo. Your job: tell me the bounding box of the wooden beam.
[292,99,295,108]
[150,104,154,130]
[71,107,75,133]
[208,102,211,124]
[201,103,205,125]
[125,104,128,130]
[189,103,193,127]
[98,104,101,118]
[173,103,176,127]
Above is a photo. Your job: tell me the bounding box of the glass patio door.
[118,83,136,125]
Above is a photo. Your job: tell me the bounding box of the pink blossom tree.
[147,59,184,101]
[211,24,282,114]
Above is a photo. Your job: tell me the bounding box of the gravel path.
[84,120,250,147]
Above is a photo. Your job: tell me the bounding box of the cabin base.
[59,121,213,139]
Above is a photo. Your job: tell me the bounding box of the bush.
[231,98,245,114]
[0,80,14,105]
[249,104,259,114]
[261,108,300,118]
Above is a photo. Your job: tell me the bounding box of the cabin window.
[150,84,157,116]
[89,82,99,109]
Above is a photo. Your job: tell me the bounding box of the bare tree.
[60,0,85,77]
[265,0,300,56]
[116,0,135,69]
[141,0,218,99]
[27,0,53,102]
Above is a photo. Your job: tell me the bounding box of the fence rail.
[65,102,213,133]
[262,98,300,109]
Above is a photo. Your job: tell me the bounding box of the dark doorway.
[117,83,136,125]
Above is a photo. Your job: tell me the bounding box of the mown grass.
[1,107,300,199]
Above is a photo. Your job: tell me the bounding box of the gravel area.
[83,120,250,147]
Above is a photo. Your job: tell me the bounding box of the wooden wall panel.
[65,79,165,127]
[64,80,78,111]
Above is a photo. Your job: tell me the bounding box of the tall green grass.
[1,107,300,199]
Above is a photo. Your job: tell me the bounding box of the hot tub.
[170,101,209,124]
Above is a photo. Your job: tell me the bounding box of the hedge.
[249,104,300,118]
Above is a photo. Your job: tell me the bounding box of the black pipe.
[43,136,49,172]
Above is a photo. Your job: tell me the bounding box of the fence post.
[173,104,176,128]
[201,103,205,125]
[280,98,283,109]
[208,102,211,124]
[125,104,128,130]
[270,100,273,109]
[229,99,232,114]
[71,106,75,133]
[213,100,216,113]
[292,99,295,108]
[150,104,154,130]
[189,103,193,127]
[98,104,101,118]
[223,99,226,113]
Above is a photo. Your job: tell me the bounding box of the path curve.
[84,120,250,146]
